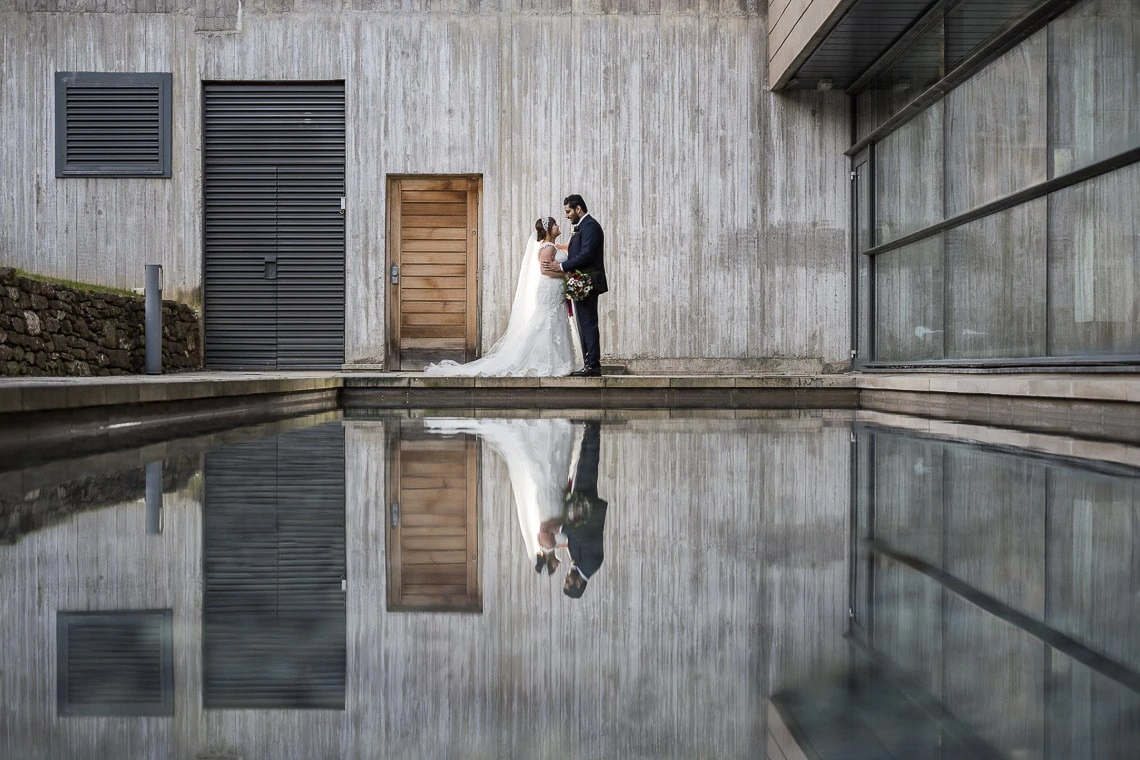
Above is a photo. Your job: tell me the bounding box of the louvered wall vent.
[57,610,175,716]
[55,72,172,178]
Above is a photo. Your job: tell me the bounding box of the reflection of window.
[55,72,172,178]
[57,610,174,716]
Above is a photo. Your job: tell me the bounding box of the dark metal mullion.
[868,142,877,363]
[866,432,877,648]
[846,0,1084,157]
[1045,22,1056,357]
[861,352,1140,370]
[940,440,950,751]
[848,424,859,633]
[940,94,950,360]
[862,146,1140,259]
[1043,468,1054,760]
[866,539,1140,696]
[849,95,859,363]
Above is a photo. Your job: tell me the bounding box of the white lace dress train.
[424,244,574,377]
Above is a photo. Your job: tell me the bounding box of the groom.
[542,194,607,376]
[562,421,608,599]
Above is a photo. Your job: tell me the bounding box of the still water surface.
[0,410,1137,759]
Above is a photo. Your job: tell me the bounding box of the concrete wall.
[0,2,851,371]
[0,413,852,759]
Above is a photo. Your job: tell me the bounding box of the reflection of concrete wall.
[0,414,851,759]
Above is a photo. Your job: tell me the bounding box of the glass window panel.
[873,237,945,362]
[1048,164,1140,356]
[945,0,1038,70]
[945,29,1048,216]
[943,596,1046,759]
[856,20,945,141]
[945,200,1047,359]
[1050,0,1140,176]
[875,106,944,244]
[1046,467,1140,674]
[945,446,1046,615]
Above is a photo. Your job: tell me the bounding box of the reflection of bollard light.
[963,329,988,336]
[146,460,163,534]
[914,325,944,339]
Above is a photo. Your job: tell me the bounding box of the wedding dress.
[423,233,576,377]
[423,418,576,562]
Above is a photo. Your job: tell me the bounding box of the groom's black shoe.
[570,366,602,377]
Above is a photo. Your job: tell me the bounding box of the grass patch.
[12,269,138,298]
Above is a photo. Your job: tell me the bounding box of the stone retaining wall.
[0,267,201,376]
[0,455,201,544]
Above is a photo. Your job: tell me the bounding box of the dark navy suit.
[560,214,607,371]
[564,422,607,579]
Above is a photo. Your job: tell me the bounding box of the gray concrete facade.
[0,1,851,371]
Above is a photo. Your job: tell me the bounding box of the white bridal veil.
[423,232,545,377]
[423,417,576,561]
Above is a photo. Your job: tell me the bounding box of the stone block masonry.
[0,267,201,377]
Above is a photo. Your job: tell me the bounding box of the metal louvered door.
[203,422,346,709]
[204,82,345,369]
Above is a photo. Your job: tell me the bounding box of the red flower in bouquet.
[564,270,593,302]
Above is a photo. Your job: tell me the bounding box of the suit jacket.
[561,214,608,295]
[564,421,606,578]
[564,496,608,579]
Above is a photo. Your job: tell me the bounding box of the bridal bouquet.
[564,270,593,302]
[564,489,593,525]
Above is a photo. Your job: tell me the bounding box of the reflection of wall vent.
[57,610,174,716]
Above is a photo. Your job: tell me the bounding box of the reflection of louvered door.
[387,433,480,612]
[203,422,347,708]
[388,176,480,370]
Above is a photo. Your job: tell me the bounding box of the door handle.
[264,256,277,280]
[390,502,400,527]
[390,265,399,285]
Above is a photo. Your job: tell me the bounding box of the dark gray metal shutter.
[203,422,346,709]
[56,610,174,716]
[203,82,345,369]
[55,72,172,178]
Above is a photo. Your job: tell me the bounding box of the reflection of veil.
[423,418,574,560]
[423,233,542,376]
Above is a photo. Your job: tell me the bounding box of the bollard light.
[145,264,162,375]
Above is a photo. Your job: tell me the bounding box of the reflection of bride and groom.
[425,418,608,598]
[424,194,607,378]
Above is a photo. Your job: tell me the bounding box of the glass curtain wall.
[858,0,1140,366]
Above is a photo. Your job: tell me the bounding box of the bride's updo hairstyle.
[534,216,556,241]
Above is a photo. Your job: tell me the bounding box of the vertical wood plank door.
[388,176,480,370]
[386,431,480,612]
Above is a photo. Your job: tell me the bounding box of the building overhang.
[769,0,1064,92]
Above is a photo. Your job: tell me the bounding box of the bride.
[423,217,576,377]
[422,417,577,572]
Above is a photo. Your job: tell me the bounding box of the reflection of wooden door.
[387,176,480,370]
[386,429,480,612]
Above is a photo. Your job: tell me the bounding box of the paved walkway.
[1,370,1138,410]
[2,371,1139,456]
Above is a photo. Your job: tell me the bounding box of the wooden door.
[387,176,480,370]
[386,427,480,612]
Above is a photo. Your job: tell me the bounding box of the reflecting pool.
[0,410,1137,759]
